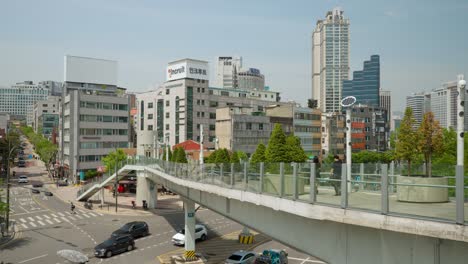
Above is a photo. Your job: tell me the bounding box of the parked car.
[226,250,257,264]
[112,221,149,239]
[31,189,40,194]
[18,176,28,183]
[172,224,207,246]
[94,234,135,258]
[57,180,68,186]
[32,181,44,187]
[18,163,26,168]
[254,250,288,264]
[44,191,53,196]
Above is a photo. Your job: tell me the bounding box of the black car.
[112,221,149,238]
[31,189,40,194]
[94,234,135,258]
[44,191,53,196]
[32,181,44,187]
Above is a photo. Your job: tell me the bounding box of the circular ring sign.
[340,96,357,107]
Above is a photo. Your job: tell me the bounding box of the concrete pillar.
[183,199,197,260]
[136,171,157,209]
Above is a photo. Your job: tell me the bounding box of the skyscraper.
[406,93,425,127]
[380,90,391,126]
[215,56,242,89]
[312,7,350,113]
[343,55,380,107]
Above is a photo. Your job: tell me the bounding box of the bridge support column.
[239,226,254,244]
[136,173,157,209]
[183,199,197,260]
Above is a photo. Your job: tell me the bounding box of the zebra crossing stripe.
[43,215,50,219]
[53,218,61,223]
[45,219,54,225]
[28,217,34,221]
[88,212,97,217]
[51,214,58,218]
[68,215,76,221]
[75,215,83,219]
[37,220,45,226]
[82,214,90,218]
[20,218,27,223]
[29,222,37,227]
[61,217,69,222]
[35,215,43,220]
[21,224,28,229]
[58,212,65,216]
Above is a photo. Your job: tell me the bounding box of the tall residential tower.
[312,7,350,113]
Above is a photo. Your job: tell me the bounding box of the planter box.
[396,176,449,203]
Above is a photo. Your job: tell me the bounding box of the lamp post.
[199,125,204,165]
[456,76,466,224]
[165,134,170,162]
[340,96,357,193]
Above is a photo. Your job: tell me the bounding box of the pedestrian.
[70,202,76,214]
[313,156,321,195]
[331,155,342,196]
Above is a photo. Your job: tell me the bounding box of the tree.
[205,149,218,163]
[215,148,231,164]
[230,151,240,163]
[236,151,248,162]
[396,108,419,176]
[174,147,188,163]
[162,146,173,161]
[418,112,444,177]
[285,134,308,163]
[251,143,266,164]
[102,149,127,174]
[171,147,180,162]
[265,124,288,162]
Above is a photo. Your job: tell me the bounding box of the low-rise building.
[33,96,61,135]
[216,106,272,155]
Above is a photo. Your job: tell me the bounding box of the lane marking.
[53,218,61,223]
[20,218,27,223]
[21,224,28,229]
[75,214,83,219]
[37,220,45,226]
[11,209,49,216]
[35,215,43,220]
[43,215,50,219]
[288,257,326,264]
[51,213,58,218]
[45,219,54,225]
[27,217,34,221]
[82,214,91,218]
[29,222,37,227]
[58,212,65,216]
[61,217,70,222]
[88,212,97,217]
[68,215,76,221]
[18,254,48,263]
[300,257,311,264]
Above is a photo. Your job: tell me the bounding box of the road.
[1,140,325,264]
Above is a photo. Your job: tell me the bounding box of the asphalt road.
[1,140,326,264]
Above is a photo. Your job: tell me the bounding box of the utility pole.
[165,134,170,162]
[199,125,204,165]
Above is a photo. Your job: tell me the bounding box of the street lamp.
[340,96,357,192]
[456,75,466,224]
[165,133,170,162]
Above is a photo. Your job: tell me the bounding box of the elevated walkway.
[76,165,143,201]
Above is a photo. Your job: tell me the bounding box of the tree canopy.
[395,108,419,176]
[102,149,127,174]
[418,112,444,177]
[251,143,266,164]
[265,124,288,162]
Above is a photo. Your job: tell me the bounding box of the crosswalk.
[15,210,103,230]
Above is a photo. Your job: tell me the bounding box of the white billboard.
[64,55,118,85]
[166,59,209,81]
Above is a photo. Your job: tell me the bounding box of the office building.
[429,75,468,130]
[0,81,49,120]
[380,90,391,125]
[343,55,380,107]
[321,112,345,159]
[350,105,389,152]
[136,58,281,157]
[216,106,272,155]
[215,56,242,89]
[265,104,322,156]
[312,7,350,113]
[237,68,265,91]
[60,56,130,182]
[33,96,61,137]
[406,93,425,127]
[39,81,63,96]
[0,113,10,138]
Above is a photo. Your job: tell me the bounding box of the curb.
[0,222,20,249]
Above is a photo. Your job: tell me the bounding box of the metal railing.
[77,157,468,225]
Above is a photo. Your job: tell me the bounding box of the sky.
[1,0,467,112]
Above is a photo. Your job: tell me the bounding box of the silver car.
[225,250,257,264]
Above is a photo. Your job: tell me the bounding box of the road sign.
[187,212,194,217]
